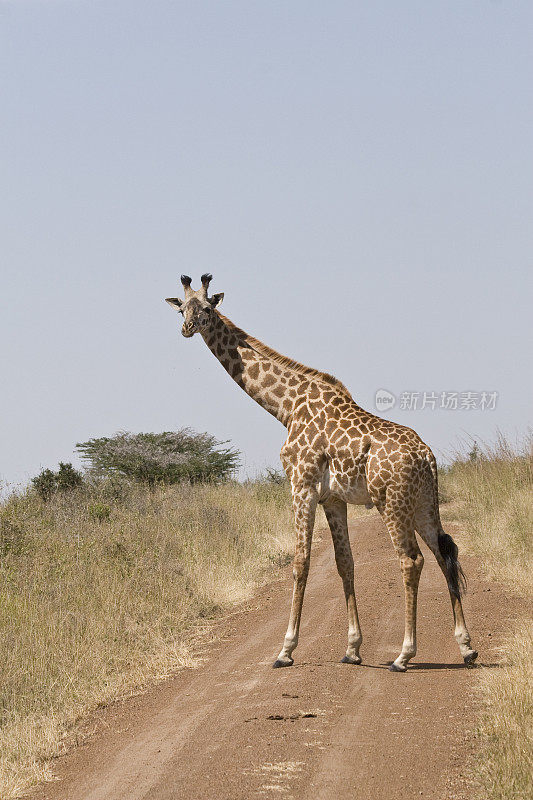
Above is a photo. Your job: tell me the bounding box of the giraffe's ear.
[210,292,224,308]
[165,297,183,310]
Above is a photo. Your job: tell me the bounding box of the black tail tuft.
[438,532,467,599]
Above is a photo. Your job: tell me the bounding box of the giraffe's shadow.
[294,659,500,671]
[379,660,499,671]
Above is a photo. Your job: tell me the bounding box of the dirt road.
[35,514,508,800]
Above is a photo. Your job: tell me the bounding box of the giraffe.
[166,274,478,672]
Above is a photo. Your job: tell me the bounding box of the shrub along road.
[34,514,518,800]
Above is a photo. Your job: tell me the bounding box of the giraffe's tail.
[426,453,467,600]
[437,531,467,599]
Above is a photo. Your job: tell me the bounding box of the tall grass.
[440,437,532,800]
[0,479,292,799]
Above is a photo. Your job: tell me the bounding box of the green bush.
[76,430,240,486]
[87,502,111,523]
[31,462,83,501]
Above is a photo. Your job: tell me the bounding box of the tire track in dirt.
[33,514,515,800]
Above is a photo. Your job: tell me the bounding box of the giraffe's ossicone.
[166,275,477,672]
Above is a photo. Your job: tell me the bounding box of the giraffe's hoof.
[272,658,293,669]
[463,650,478,667]
[388,662,407,673]
[341,655,362,665]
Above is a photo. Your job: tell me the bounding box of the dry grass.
[440,436,532,593]
[474,621,533,800]
[440,437,532,800]
[0,479,293,799]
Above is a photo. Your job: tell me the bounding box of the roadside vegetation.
[0,431,292,799]
[1,431,530,799]
[440,436,532,800]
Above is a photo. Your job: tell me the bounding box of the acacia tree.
[76,430,239,485]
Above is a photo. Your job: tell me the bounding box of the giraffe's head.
[166,274,224,338]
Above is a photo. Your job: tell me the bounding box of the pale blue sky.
[1,0,532,490]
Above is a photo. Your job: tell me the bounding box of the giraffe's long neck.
[201,312,306,427]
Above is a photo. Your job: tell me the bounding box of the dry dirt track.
[34,513,511,800]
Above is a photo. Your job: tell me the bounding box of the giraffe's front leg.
[323,497,363,665]
[273,484,317,668]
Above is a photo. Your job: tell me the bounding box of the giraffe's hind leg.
[415,507,477,665]
[322,497,362,664]
[379,502,424,672]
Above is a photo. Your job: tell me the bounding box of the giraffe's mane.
[217,313,352,396]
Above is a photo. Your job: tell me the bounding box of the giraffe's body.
[167,275,477,671]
